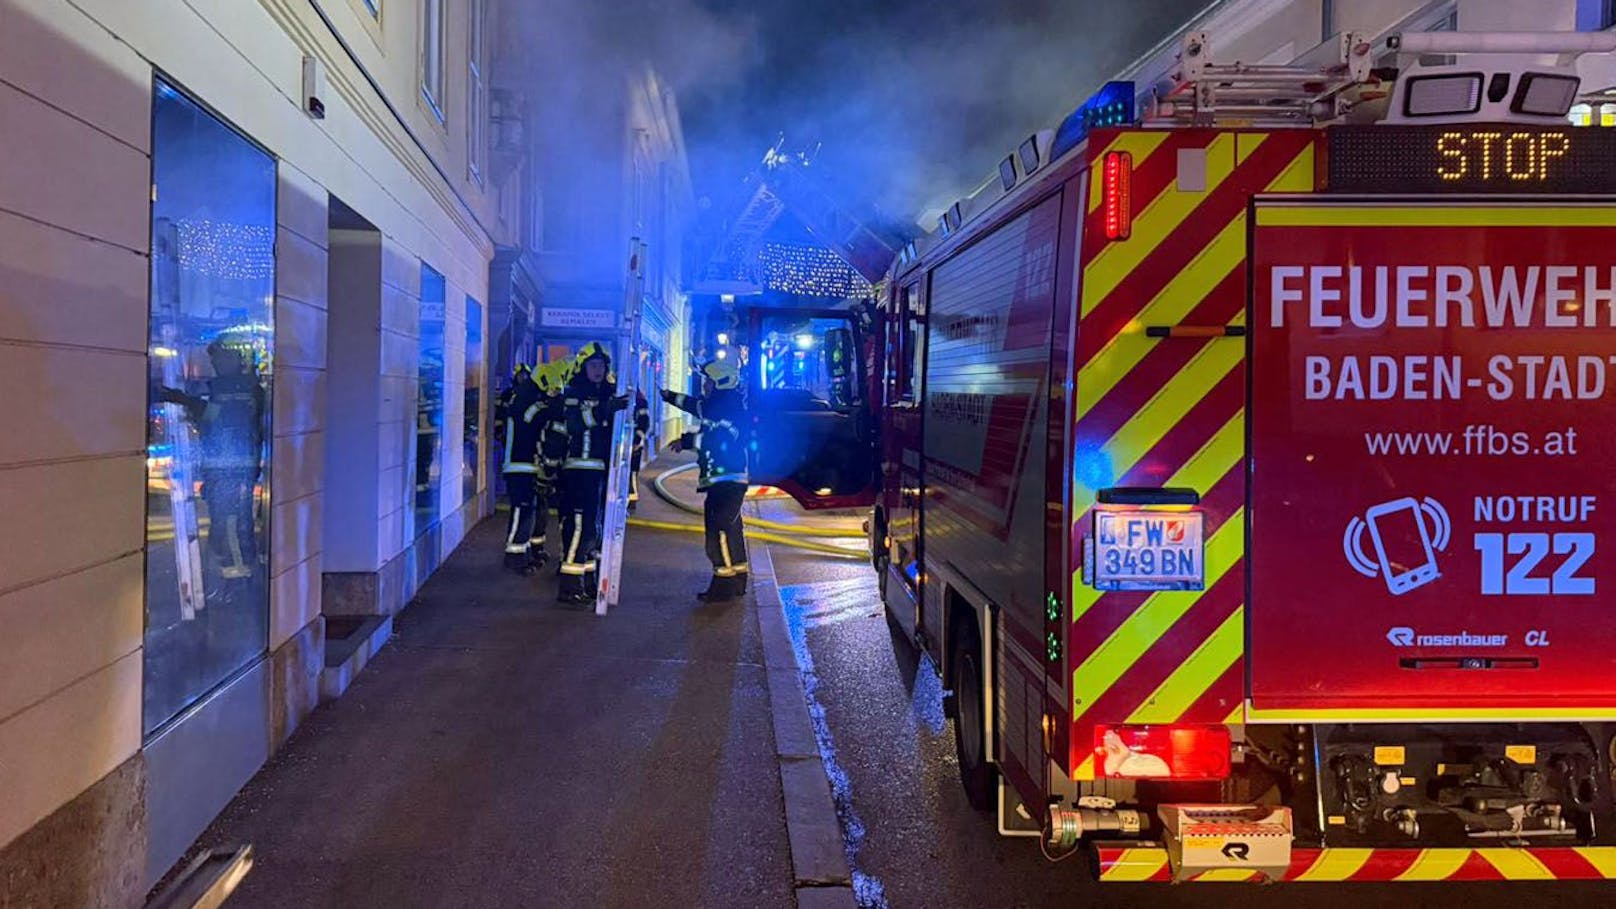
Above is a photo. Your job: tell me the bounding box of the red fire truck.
[742,27,1616,883]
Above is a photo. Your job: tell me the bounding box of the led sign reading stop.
[1435,130,1568,182]
[1328,124,1616,194]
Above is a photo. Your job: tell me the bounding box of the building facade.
[529,62,695,448]
[0,0,516,901]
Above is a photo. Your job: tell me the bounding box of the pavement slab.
[187,464,796,909]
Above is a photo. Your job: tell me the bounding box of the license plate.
[1090,509,1205,592]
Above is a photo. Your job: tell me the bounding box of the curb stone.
[752,544,854,894]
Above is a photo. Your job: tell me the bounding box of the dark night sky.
[527,0,1210,228]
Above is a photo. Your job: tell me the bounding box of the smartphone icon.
[1366,497,1441,595]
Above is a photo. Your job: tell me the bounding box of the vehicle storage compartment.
[1313,722,1608,845]
[1247,198,1616,713]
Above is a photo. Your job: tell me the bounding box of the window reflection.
[144,79,275,735]
[415,265,446,531]
[464,297,483,504]
[757,316,860,410]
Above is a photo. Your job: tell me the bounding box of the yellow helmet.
[575,341,611,368]
[531,361,559,393]
[701,359,740,391]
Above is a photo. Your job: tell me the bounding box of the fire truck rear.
[853,26,1616,883]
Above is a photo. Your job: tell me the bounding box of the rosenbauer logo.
[1386,626,1508,648]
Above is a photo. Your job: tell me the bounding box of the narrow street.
[11,3,1616,907]
[162,508,1616,909]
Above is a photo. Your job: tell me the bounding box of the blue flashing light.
[1052,81,1137,161]
[1072,442,1116,495]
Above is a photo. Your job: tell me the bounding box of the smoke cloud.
[509,0,1208,230]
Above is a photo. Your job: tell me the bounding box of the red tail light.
[1093,724,1231,781]
[1103,150,1133,240]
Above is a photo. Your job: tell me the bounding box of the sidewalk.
[185,463,802,908]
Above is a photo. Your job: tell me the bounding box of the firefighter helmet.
[701,359,740,391]
[575,341,611,367]
[531,361,559,393]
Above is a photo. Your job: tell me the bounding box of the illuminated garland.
[756,241,873,298]
[175,219,275,281]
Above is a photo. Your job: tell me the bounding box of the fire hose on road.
[627,462,867,559]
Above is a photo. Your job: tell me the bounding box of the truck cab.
[739,306,880,510]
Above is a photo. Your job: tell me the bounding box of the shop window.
[464,297,483,504]
[144,78,276,736]
[416,265,446,531]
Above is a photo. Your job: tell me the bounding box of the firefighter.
[541,358,574,577]
[661,359,750,602]
[494,362,531,444]
[501,361,545,574]
[629,388,650,512]
[157,339,267,585]
[557,342,629,604]
[529,360,569,559]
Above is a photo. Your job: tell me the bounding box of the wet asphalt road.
[766,543,1615,909]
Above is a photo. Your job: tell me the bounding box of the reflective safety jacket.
[538,393,567,481]
[662,387,748,490]
[562,377,628,471]
[632,391,650,455]
[502,377,544,474]
[162,373,267,474]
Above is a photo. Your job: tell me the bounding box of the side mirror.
[826,327,856,407]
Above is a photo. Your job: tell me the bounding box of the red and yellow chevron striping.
[1097,845,1616,882]
[1070,129,1318,778]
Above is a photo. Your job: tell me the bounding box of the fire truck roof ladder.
[1146,29,1375,127]
[1388,30,1616,62]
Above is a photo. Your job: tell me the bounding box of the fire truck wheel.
[951,620,995,811]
